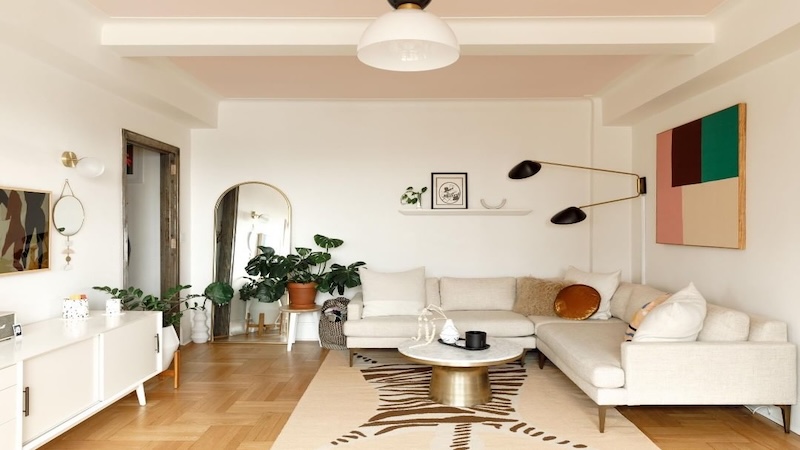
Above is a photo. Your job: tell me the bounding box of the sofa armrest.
[621,341,797,405]
[347,292,364,321]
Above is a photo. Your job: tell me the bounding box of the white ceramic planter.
[191,309,209,344]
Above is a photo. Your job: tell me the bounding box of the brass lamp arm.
[537,160,641,179]
[578,192,643,210]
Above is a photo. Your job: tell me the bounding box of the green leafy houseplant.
[238,234,367,303]
[184,281,235,311]
[93,284,192,328]
[401,186,428,206]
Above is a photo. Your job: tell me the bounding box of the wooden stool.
[160,349,180,389]
[245,312,281,336]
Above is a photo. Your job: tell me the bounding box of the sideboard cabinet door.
[102,314,160,399]
[22,338,97,443]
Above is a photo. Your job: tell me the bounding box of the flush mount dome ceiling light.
[357,0,460,72]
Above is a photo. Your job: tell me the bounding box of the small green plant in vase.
[401,186,428,208]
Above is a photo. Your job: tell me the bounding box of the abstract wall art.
[656,104,746,249]
[0,187,51,274]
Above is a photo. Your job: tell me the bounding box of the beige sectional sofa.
[343,274,798,433]
[344,277,536,364]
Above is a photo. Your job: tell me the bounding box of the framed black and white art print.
[431,173,467,209]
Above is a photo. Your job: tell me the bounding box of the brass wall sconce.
[508,159,647,225]
[61,151,105,178]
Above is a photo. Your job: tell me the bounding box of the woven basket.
[319,297,350,350]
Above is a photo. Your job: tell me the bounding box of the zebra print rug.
[273,349,658,450]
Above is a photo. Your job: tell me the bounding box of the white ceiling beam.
[101,17,714,57]
[601,0,800,125]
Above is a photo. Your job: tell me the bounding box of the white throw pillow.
[564,266,621,320]
[632,282,707,342]
[360,267,426,318]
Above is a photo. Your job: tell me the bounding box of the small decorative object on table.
[410,304,459,348]
[105,298,121,315]
[401,186,428,209]
[63,294,89,319]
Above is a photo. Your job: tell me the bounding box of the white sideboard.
[0,311,163,450]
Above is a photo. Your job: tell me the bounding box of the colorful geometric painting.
[656,104,746,249]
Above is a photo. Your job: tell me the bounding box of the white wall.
[0,42,192,326]
[632,48,800,430]
[189,100,635,337]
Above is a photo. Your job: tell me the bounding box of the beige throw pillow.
[513,277,573,317]
[564,266,621,320]
[360,267,426,318]
[632,283,707,342]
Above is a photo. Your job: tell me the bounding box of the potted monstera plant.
[239,234,366,310]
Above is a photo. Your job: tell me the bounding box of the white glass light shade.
[76,157,105,178]
[357,9,459,72]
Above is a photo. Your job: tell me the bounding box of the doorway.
[121,130,180,306]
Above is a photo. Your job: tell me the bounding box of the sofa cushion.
[535,321,627,388]
[513,277,571,317]
[440,277,516,311]
[697,303,750,342]
[564,266,621,320]
[360,267,426,318]
[621,284,671,323]
[632,283,707,342]
[343,315,422,337]
[554,284,600,320]
[444,310,534,338]
[624,294,669,341]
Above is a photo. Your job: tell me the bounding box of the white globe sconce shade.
[357,7,460,72]
[61,151,106,178]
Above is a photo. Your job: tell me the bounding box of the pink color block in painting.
[656,130,684,244]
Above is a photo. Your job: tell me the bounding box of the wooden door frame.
[121,129,180,297]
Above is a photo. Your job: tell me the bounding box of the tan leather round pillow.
[554,284,601,320]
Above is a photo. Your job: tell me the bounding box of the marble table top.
[398,337,524,368]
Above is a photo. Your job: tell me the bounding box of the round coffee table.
[398,337,524,407]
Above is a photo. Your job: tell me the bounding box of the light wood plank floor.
[41,343,800,449]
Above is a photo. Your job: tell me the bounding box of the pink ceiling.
[170,55,644,99]
[85,0,728,100]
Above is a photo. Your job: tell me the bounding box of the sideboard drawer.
[0,365,15,390]
[0,419,15,450]
[0,385,15,424]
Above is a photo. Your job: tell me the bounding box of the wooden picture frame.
[656,103,746,249]
[431,173,468,209]
[0,187,51,275]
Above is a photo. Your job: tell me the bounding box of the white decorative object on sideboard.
[0,311,162,450]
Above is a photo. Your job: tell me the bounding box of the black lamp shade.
[551,206,587,225]
[508,160,542,179]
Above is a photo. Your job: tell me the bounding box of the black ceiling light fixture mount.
[357,0,460,72]
[508,159,647,225]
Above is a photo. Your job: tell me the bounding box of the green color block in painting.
[701,105,740,182]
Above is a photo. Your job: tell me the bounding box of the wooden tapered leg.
[257,313,265,337]
[349,349,356,367]
[173,349,180,389]
[779,405,792,433]
[518,349,528,367]
[598,405,608,433]
[537,351,547,369]
[160,349,180,389]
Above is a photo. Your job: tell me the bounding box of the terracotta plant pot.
[287,282,318,309]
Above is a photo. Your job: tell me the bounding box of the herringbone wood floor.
[40,343,800,449]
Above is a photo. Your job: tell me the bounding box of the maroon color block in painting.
[671,119,702,187]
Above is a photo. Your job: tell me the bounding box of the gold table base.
[429,365,491,406]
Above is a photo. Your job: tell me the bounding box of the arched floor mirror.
[211,182,291,344]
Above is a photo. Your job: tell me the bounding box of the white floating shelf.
[398,209,532,216]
